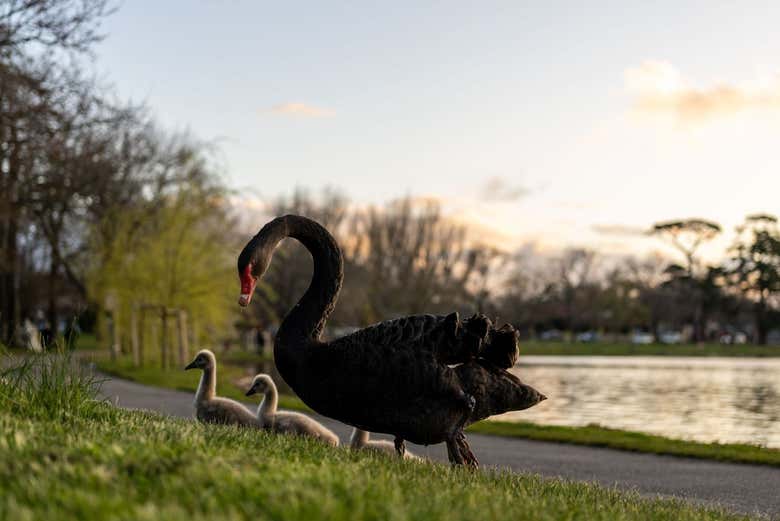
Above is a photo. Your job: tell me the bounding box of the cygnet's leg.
[394,436,406,457]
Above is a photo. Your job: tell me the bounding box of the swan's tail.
[481,324,519,368]
[454,361,546,424]
[434,313,520,369]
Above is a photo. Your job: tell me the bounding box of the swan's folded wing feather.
[329,312,495,365]
[330,314,448,351]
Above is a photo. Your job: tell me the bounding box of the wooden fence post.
[160,307,168,370]
[138,307,145,367]
[177,310,189,365]
[130,305,140,367]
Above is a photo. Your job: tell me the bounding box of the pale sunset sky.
[96,1,780,261]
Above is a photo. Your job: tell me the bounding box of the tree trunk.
[755,294,768,346]
[130,305,140,367]
[0,216,18,345]
[47,254,59,344]
[160,309,168,369]
[176,310,188,365]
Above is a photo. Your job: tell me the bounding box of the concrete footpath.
[99,375,780,519]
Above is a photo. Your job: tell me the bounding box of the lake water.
[502,356,780,448]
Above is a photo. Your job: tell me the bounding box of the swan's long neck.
[244,215,343,357]
[350,428,368,448]
[257,382,278,423]
[196,366,216,402]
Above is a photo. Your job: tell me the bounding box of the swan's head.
[245,373,274,396]
[185,349,216,371]
[238,217,291,307]
[237,260,257,307]
[237,241,270,307]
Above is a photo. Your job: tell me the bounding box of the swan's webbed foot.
[394,436,406,458]
[446,431,479,467]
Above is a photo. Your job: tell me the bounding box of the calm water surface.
[503,356,780,448]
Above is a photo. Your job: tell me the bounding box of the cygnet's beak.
[245,387,257,397]
[184,360,198,371]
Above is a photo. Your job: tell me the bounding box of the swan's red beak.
[238,263,256,307]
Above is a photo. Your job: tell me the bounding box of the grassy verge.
[468,421,780,467]
[96,356,780,469]
[0,352,756,520]
[519,340,780,357]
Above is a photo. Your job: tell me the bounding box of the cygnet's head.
[184,349,216,371]
[245,374,274,396]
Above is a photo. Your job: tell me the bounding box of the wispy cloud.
[591,224,648,237]
[265,102,335,118]
[479,176,529,202]
[624,60,780,122]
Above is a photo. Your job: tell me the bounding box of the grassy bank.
[468,421,780,467]
[0,353,755,521]
[96,356,780,469]
[519,340,780,357]
[520,340,780,357]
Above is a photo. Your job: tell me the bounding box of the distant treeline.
[254,192,780,345]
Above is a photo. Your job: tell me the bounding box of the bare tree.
[0,0,115,343]
[0,0,113,55]
[557,248,599,336]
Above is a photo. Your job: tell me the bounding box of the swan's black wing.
[329,312,494,364]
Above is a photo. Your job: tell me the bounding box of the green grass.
[96,355,780,469]
[0,352,756,520]
[519,340,780,357]
[468,421,780,468]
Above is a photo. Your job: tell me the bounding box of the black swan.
[184,350,258,427]
[237,215,546,466]
[245,373,340,446]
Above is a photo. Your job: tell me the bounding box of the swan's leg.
[446,438,464,465]
[455,431,479,467]
[447,392,478,467]
[394,436,406,457]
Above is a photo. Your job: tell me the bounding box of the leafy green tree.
[727,214,780,344]
[86,173,236,359]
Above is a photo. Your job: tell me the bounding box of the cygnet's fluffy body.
[185,349,258,427]
[246,374,339,446]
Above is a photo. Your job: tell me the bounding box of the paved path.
[99,375,780,519]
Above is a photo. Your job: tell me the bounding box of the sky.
[94,1,780,262]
